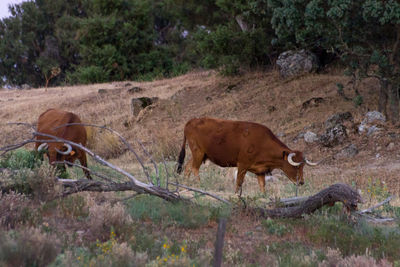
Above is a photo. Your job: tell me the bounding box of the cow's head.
[37,142,76,165]
[282,150,318,185]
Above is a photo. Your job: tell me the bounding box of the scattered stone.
[304,131,319,143]
[387,142,395,150]
[319,124,347,147]
[276,49,319,78]
[98,89,107,94]
[363,111,386,124]
[336,144,358,159]
[301,97,325,110]
[277,132,285,137]
[124,83,132,87]
[268,106,277,113]
[127,86,143,94]
[131,97,158,116]
[367,125,381,136]
[206,96,212,102]
[376,153,380,158]
[21,84,32,90]
[325,112,353,129]
[226,84,239,93]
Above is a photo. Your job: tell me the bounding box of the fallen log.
[254,183,363,218]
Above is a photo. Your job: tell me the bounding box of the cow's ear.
[282,151,288,160]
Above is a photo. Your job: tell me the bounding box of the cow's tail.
[177,135,186,174]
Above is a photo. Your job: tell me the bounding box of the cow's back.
[37,109,87,145]
[184,117,279,167]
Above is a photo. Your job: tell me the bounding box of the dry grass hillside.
[1,69,399,198]
[1,69,400,266]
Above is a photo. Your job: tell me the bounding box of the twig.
[169,182,231,205]
[358,196,393,214]
[54,123,153,185]
[53,160,114,183]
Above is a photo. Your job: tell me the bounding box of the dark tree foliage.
[0,0,399,121]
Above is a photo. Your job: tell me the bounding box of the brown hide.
[35,108,91,179]
[177,117,306,193]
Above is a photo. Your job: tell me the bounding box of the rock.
[277,132,285,137]
[21,84,32,90]
[268,106,277,113]
[127,86,143,94]
[325,112,353,129]
[387,142,395,150]
[363,111,386,124]
[319,124,347,147]
[367,125,381,136]
[301,97,325,111]
[304,131,319,143]
[131,97,158,116]
[226,84,238,93]
[276,49,319,78]
[98,89,108,94]
[336,144,358,159]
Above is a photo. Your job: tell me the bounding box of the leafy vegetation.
[1,0,399,122]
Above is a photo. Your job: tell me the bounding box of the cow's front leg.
[78,152,92,180]
[235,167,247,196]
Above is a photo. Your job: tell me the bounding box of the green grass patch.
[125,195,230,229]
[304,205,400,261]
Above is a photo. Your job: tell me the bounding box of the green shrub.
[67,65,108,84]
[306,210,400,260]
[0,149,42,170]
[262,218,291,237]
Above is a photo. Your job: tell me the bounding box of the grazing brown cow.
[35,108,91,179]
[176,117,317,193]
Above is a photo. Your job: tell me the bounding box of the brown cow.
[35,108,91,179]
[176,117,317,193]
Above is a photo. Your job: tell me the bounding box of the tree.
[268,0,400,123]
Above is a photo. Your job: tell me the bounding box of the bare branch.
[358,196,394,214]
[53,160,114,183]
[169,182,231,205]
[54,122,153,185]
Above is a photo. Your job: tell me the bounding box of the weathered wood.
[213,218,227,267]
[255,183,363,218]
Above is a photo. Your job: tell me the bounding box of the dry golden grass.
[1,69,399,202]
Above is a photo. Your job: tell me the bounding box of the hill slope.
[1,69,399,197]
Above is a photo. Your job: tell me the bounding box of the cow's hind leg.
[183,157,193,178]
[257,174,266,194]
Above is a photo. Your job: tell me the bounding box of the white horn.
[287,153,301,166]
[55,143,72,155]
[37,143,48,151]
[305,158,318,166]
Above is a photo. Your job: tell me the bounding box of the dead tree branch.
[254,183,363,218]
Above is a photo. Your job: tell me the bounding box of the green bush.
[306,210,400,260]
[0,149,42,170]
[67,65,109,84]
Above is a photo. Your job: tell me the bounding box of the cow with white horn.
[177,117,318,194]
[35,108,92,179]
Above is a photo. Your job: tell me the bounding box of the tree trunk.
[378,79,388,118]
[388,82,399,124]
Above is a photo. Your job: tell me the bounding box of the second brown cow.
[177,117,318,193]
